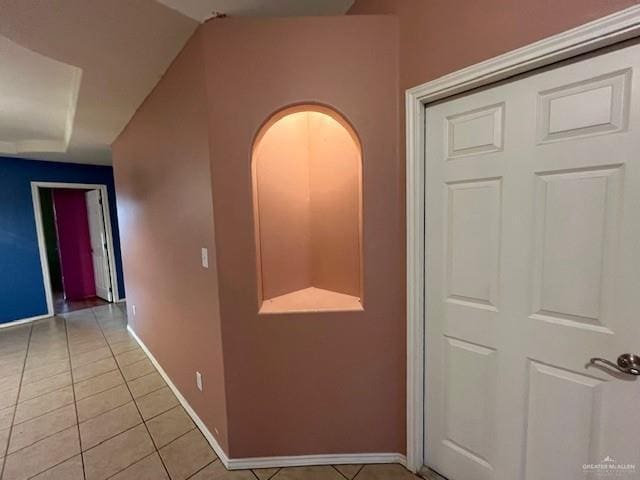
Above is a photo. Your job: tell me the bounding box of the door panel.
[86,190,112,302]
[425,40,640,480]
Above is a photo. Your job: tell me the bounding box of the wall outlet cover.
[201,248,209,268]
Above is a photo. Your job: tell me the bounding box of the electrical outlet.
[132,305,136,317]
[196,371,203,391]
[201,248,209,268]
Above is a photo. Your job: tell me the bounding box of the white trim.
[116,298,126,303]
[31,181,122,320]
[0,314,52,329]
[128,324,407,471]
[127,325,230,466]
[226,453,406,471]
[405,5,640,473]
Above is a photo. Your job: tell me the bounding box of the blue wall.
[0,157,125,324]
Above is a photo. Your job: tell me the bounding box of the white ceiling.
[156,0,355,21]
[0,0,353,165]
[0,36,81,156]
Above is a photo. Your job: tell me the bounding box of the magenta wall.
[53,189,96,300]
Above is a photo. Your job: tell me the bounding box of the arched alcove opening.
[252,105,363,313]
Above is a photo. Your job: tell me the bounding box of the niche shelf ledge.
[259,287,363,314]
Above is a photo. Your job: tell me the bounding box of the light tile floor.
[0,305,424,480]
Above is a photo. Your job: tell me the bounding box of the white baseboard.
[226,452,407,471]
[116,298,126,303]
[0,313,52,329]
[127,325,407,471]
[126,326,231,466]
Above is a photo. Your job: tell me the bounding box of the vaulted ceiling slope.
[0,0,354,165]
[0,0,197,165]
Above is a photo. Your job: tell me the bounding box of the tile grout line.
[12,388,74,423]
[91,308,174,480]
[349,465,366,479]
[331,465,352,480]
[185,459,218,479]
[0,321,34,480]
[5,404,76,456]
[63,314,88,480]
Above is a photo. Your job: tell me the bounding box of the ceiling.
[156,0,355,21]
[0,0,354,165]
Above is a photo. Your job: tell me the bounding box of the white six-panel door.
[424,41,640,480]
[86,189,113,302]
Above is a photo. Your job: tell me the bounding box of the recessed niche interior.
[252,105,363,314]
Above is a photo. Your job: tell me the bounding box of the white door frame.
[405,5,640,473]
[31,181,121,316]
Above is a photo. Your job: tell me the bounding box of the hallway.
[0,306,420,480]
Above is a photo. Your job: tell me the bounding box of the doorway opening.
[32,182,119,315]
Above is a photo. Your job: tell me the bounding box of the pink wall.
[201,15,402,457]
[348,0,640,91]
[52,189,96,300]
[112,31,229,451]
[111,2,640,461]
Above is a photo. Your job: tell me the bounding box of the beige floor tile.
[121,358,155,381]
[93,305,124,318]
[70,346,112,367]
[105,330,133,345]
[1,426,80,480]
[110,339,140,355]
[72,356,118,383]
[127,372,166,399]
[30,454,84,480]
[253,468,280,480]
[146,405,194,448]
[272,466,344,480]
[8,403,77,453]
[0,387,18,410]
[0,374,21,394]
[0,426,10,455]
[83,423,155,480]
[69,339,108,356]
[354,465,418,479]
[0,362,24,380]
[0,347,27,360]
[79,401,142,450]
[0,348,27,362]
[332,465,363,479]
[110,452,169,480]
[115,348,147,367]
[13,386,74,424]
[18,371,71,402]
[159,429,217,480]
[192,460,255,479]
[76,384,132,422]
[74,369,124,400]
[136,386,179,420]
[21,359,70,385]
[0,405,15,430]
[24,351,68,371]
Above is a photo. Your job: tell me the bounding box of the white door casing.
[423,40,640,480]
[86,189,113,301]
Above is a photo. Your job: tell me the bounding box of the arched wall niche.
[251,104,363,314]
